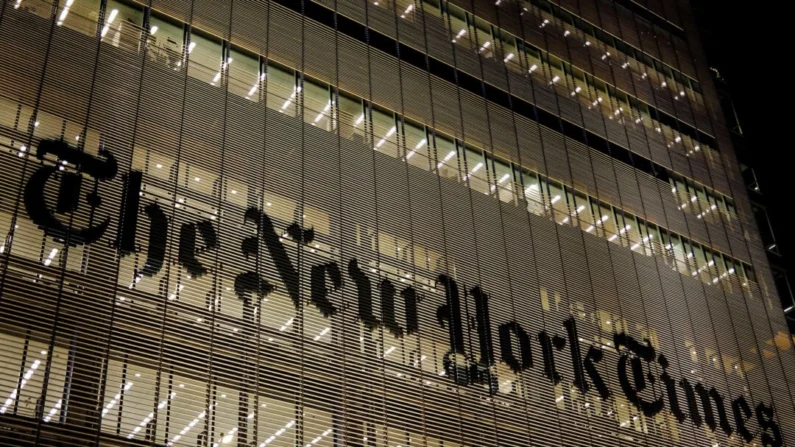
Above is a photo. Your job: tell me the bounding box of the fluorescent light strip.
[100,9,119,37]
[437,150,456,169]
[127,392,176,439]
[279,317,294,332]
[211,426,239,447]
[102,381,134,416]
[313,327,330,341]
[43,399,63,423]
[1,358,42,413]
[259,420,296,446]
[43,248,58,266]
[57,0,75,26]
[304,428,334,446]
[407,138,426,159]
[169,402,217,446]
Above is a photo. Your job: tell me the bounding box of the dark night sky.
[691,0,794,276]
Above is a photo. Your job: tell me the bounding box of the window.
[338,91,364,142]
[491,157,515,203]
[371,106,398,158]
[572,192,592,233]
[435,134,459,181]
[448,4,471,49]
[57,0,100,36]
[267,64,297,117]
[546,180,566,222]
[473,17,494,59]
[396,0,417,21]
[103,0,144,51]
[228,47,261,101]
[304,78,332,130]
[147,13,184,70]
[524,43,542,75]
[521,168,545,216]
[0,333,68,420]
[498,28,519,68]
[463,145,488,195]
[421,0,443,18]
[403,120,431,171]
[187,30,223,86]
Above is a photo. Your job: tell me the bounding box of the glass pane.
[267,64,297,117]
[546,181,566,222]
[448,5,472,50]
[491,157,514,203]
[573,192,592,232]
[338,91,364,142]
[372,107,398,158]
[187,31,222,86]
[522,169,544,216]
[228,47,261,101]
[435,134,459,181]
[464,146,488,195]
[57,0,101,36]
[304,79,331,130]
[404,121,430,171]
[601,205,618,242]
[396,0,418,21]
[473,17,493,59]
[148,14,184,70]
[103,0,144,51]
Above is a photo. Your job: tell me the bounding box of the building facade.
[709,69,795,334]
[0,0,792,445]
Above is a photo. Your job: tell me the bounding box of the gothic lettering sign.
[15,140,784,445]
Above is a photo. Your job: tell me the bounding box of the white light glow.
[57,0,75,25]
[313,327,330,341]
[43,399,63,423]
